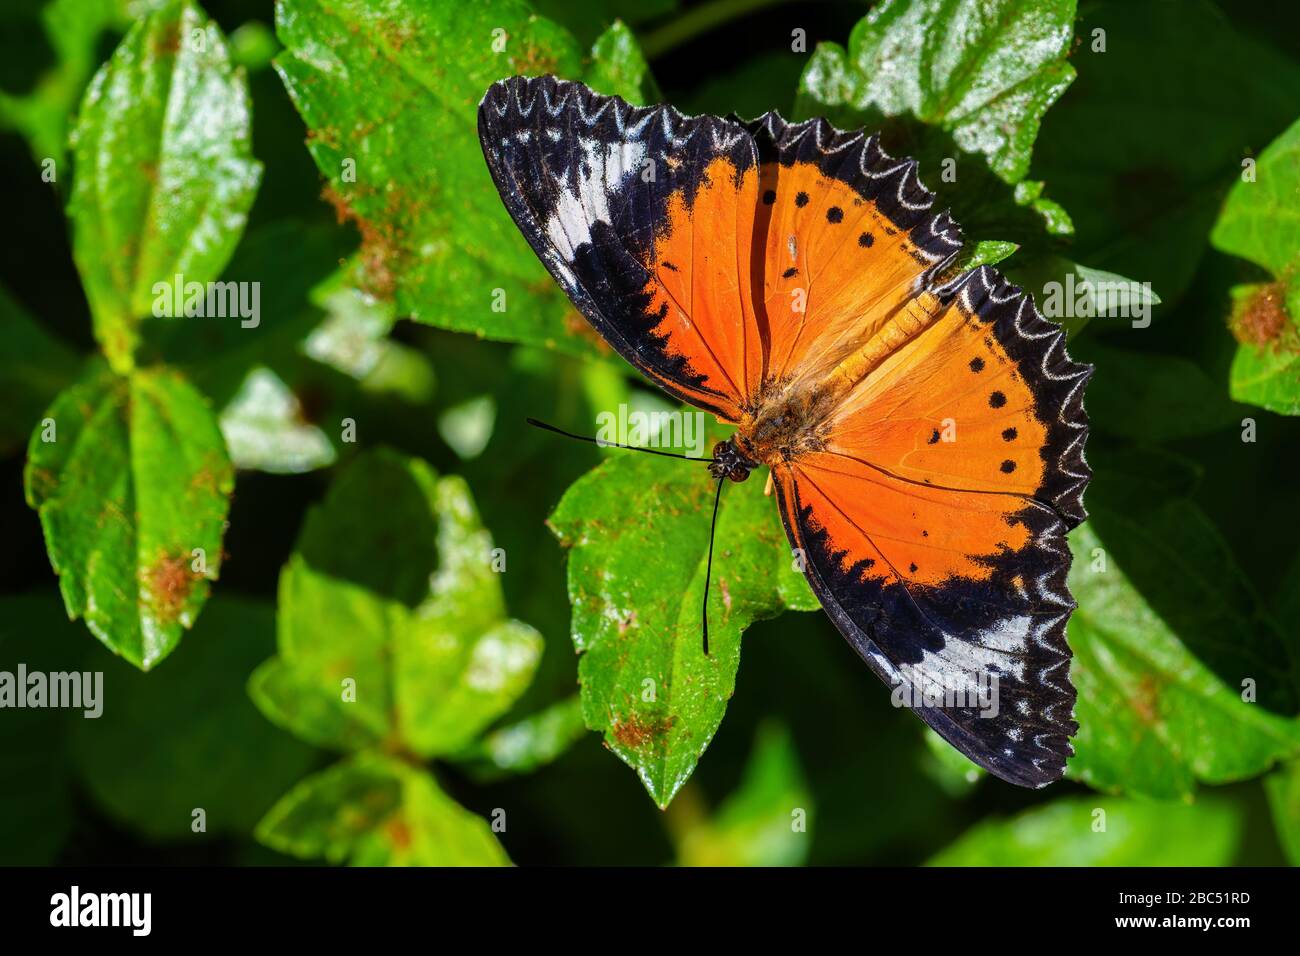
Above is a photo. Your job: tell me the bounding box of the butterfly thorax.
[725,293,945,475]
[721,381,838,478]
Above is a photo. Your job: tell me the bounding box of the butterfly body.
[479,75,1091,788]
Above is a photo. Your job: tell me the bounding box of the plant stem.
[640,0,792,60]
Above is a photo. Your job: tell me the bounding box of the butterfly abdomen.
[822,290,942,403]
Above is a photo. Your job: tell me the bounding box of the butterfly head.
[708,437,756,483]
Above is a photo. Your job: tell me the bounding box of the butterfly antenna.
[702,475,725,657]
[526,417,713,462]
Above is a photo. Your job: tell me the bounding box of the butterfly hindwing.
[479,75,764,419]
[773,268,1089,787]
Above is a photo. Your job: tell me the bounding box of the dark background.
[1,0,1298,866]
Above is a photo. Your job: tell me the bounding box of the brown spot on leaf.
[379,20,415,52]
[306,125,342,150]
[1133,674,1163,727]
[611,712,675,751]
[1231,281,1294,350]
[509,39,560,77]
[385,818,412,850]
[26,467,57,502]
[189,457,227,498]
[152,20,181,57]
[322,185,398,300]
[145,552,199,625]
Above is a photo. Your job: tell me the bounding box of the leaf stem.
[640,0,791,60]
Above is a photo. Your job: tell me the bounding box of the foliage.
[1210,117,1300,415]
[667,722,813,867]
[549,421,816,808]
[25,362,233,670]
[1,0,1299,868]
[928,796,1241,867]
[69,0,261,370]
[250,449,545,865]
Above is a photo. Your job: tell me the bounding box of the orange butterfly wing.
[772,267,1089,787]
[744,114,964,392]
[478,76,764,419]
[479,78,1091,788]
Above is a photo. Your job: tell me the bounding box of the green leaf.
[218,366,336,474]
[1210,118,1300,415]
[1229,338,1300,416]
[297,447,446,604]
[549,420,817,808]
[449,695,587,781]
[68,0,261,370]
[1212,115,1300,278]
[24,362,234,670]
[304,263,436,404]
[250,449,542,757]
[438,395,497,461]
[795,0,1076,250]
[798,0,1074,183]
[949,240,1018,273]
[275,0,595,353]
[928,795,1241,866]
[670,722,812,867]
[1066,524,1300,798]
[0,283,81,457]
[248,655,379,752]
[271,561,399,745]
[397,617,542,756]
[1004,256,1161,338]
[1085,450,1299,714]
[256,753,510,866]
[1264,759,1300,866]
[1033,0,1300,307]
[0,0,148,166]
[70,597,317,840]
[584,19,660,104]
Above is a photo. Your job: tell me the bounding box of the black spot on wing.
[741,112,964,273]
[934,266,1092,527]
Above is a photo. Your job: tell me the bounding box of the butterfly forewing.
[479,75,763,419]
[743,113,964,391]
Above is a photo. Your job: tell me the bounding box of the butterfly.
[478,75,1091,788]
